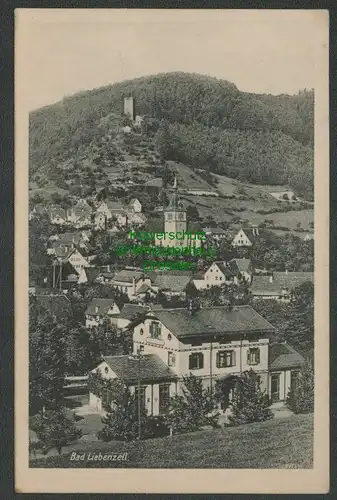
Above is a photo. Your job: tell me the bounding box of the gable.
[92,361,118,380]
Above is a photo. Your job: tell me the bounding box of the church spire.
[166,176,184,212]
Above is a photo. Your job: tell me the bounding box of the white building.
[89,304,305,415]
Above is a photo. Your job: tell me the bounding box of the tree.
[165,374,219,433]
[29,213,54,285]
[31,407,82,454]
[186,205,200,221]
[29,310,66,413]
[228,370,273,426]
[286,359,314,414]
[98,387,156,442]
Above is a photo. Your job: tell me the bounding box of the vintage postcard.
[15,8,329,494]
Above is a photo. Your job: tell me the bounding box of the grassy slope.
[30,413,313,469]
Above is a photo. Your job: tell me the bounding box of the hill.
[30,413,313,469]
[29,72,314,201]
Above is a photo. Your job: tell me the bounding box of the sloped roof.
[149,305,276,339]
[119,303,149,320]
[273,272,314,289]
[213,261,234,278]
[129,198,140,205]
[112,270,147,284]
[153,274,191,293]
[57,232,83,244]
[85,298,118,316]
[251,272,314,296]
[49,205,66,219]
[145,178,163,188]
[269,343,305,370]
[70,206,92,217]
[106,201,125,211]
[228,258,252,274]
[103,354,177,383]
[203,227,227,234]
[135,283,152,295]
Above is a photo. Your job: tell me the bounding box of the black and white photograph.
[15,8,329,494]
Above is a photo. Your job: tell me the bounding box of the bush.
[31,407,82,454]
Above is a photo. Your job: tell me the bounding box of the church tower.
[164,176,187,247]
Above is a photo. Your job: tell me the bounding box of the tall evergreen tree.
[228,370,273,426]
[286,359,314,414]
[29,311,66,413]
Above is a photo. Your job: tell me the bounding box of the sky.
[16,9,327,111]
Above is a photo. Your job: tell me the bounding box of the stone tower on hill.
[124,96,135,121]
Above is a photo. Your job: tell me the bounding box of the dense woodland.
[29,72,314,200]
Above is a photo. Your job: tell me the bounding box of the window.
[140,328,144,335]
[167,333,172,341]
[220,277,223,281]
[247,348,260,365]
[104,366,109,374]
[139,345,144,353]
[159,384,170,414]
[189,352,204,370]
[149,321,162,339]
[216,350,236,368]
[168,351,176,367]
[134,386,146,412]
[215,276,218,281]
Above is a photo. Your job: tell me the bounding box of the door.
[270,374,280,402]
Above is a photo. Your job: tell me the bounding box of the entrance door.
[270,374,280,402]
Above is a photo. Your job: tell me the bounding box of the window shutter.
[232,350,236,367]
[256,349,260,364]
[216,352,220,368]
[247,350,251,364]
[199,353,204,369]
[189,354,193,370]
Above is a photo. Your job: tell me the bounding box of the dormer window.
[149,321,161,339]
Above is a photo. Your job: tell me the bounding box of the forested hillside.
[29,72,314,200]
